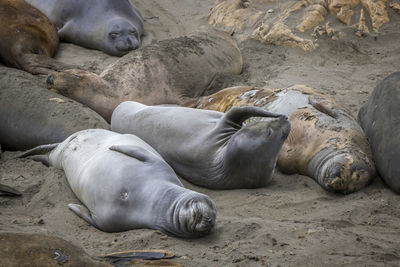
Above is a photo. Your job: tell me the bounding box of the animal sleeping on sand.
[111,102,290,189]
[26,0,144,56]
[187,85,376,194]
[359,71,400,194]
[0,0,72,74]
[45,31,243,121]
[19,129,217,237]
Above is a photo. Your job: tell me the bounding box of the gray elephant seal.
[19,129,216,237]
[46,31,242,121]
[111,102,290,189]
[189,85,376,194]
[0,66,109,151]
[26,0,144,56]
[359,72,400,193]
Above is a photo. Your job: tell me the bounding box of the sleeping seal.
[188,85,376,194]
[26,0,144,56]
[0,0,72,74]
[359,72,400,193]
[111,102,290,189]
[45,31,242,121]
[19,129,217,237]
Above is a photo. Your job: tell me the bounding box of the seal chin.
[309,148,375,194]
[178,198,217,237]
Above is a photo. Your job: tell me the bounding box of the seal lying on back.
[46,31,242,121]
[19,129,216,237]
[188,85,376,194]
[0,66,109,151]
[358,72,400,193]
[111,102,290,189]
[26,0,143,56]
[0,0,71,74]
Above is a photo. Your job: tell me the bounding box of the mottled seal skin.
[45,31,242,121]
[19,129,217,237]
[26,0,144,56]
[358,72,400,193]
[0,66,109,151]
[189,85,376,194]
[111,102,290,189]
[0,0,72,74]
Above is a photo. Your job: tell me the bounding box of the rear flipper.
[19,53,78,75]
[0,184,22,197]
[68,203,99,229]
[17,143,59,166]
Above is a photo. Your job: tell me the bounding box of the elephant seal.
[111,102,290,189]
[45,31,242,121]
[0,66,109,151]
[26,0,144,56]
[358,72,400,193]
[19,129,217,237]
[188,85,376,194]
[0,0,72,74]
[0,232,109,267]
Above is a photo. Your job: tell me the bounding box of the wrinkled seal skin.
[189,85,376,194]
[0,66,109,151]
[0,0,71,74]
[26,0,144,56]
[359,72,400,193]
[46,31,243,122]
[111,102,290,189]
[0,232,109,267]
[19,129,217,237]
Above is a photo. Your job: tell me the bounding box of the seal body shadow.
[111,102,290,189]
[46,31,243,121]
[358,72,400,193]
[18,129,217,237]
[0,0,74,74]
[190,85,376,194]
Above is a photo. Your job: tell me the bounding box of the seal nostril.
[46,75,54,86]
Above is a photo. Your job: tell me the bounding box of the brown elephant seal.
[0,232,110,267]
[358,72,400,193]
[188,85,376,194]
[0,0,72,75]
[45,31,242,121]
[0,66,109,151]
[19,129,217,237]
[111,101,290,189]
[26,0,144,56]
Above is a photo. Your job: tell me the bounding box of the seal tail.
[222,106,285,127]
[16,143,59,166]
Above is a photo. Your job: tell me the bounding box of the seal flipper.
[308,95,339,119]
[68,204,99,229]
[223,106,284,127]
[17,143,59,166]
[0,184,22,197]
[109,145,155,162]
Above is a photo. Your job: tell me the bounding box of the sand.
[1,0,400,266]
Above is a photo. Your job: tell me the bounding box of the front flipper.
[17,143,59,166]
[68,203,99,229]
[19,53,78,75]
[109,145,156,163]
[0,184,22,197]
[223,106,284,127]
[308,95,339,119]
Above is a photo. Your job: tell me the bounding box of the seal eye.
[109,32,121,39]
[128,28,137,35]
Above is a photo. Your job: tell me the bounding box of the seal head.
[104,18,142,56]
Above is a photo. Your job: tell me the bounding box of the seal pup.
[26,0,144,56]
[188,85,376,194]
[0,0,72,74]
[45,31,242,122]
[19,129,217,237]
[111,102,290,189]
[0,66,109,151]
[358,72,400,193]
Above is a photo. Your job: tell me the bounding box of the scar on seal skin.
[188,85,376,194]
[0,0,74,75]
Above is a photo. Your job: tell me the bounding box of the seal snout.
[46,74,54,88]
[180,198,217,237]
